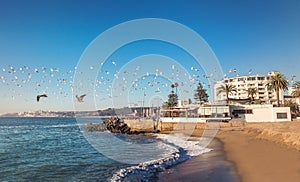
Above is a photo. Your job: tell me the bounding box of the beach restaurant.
[160,105,231,122]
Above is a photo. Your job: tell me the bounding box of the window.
[277,113,287,119]
[247,77,256,81]
[233,109,253,114]
[258,77,265,81]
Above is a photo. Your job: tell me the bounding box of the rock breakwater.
[103,117,131,134]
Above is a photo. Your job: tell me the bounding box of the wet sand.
[158,121,300,182]
[158,138,240,182]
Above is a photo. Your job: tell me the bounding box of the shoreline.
[156,121,300,182]
[86,118,300,181]
[157,138,240,182]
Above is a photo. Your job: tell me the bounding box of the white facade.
[177,99,199,109]
[214,71,284,104]
[230,104,291,122]
[160,117,207,123]
[288,87,296,96]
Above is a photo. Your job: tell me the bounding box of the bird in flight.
[76,94,86,103]
[37,94,48,102]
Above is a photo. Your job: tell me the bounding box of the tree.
[194,82,209,104]
[166,91,178,108]
[216,83,237,104]
[164,84,178,108]
[267,72,288,106]
[174,82,179,94]
[168,92,178,108]
[283,100,299,118]
[247,87,258,101]
[291,81,300,97]
[171,84,175,92]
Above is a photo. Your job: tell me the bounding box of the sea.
[0,117,210,181]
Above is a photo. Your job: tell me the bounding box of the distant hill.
[0,107,134,118]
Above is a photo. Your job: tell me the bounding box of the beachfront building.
[287,84,300,104]
[160,102,231,123]
[230,104,291,122]
[284,95,300,106]
[214,71,284,104]
[128,106,158,118]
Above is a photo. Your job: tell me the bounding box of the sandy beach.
[158,138,239,182]
[158,120,300,182]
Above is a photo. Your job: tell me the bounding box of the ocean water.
[0,117,210,181]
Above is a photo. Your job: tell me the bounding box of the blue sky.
[0,0,299,113]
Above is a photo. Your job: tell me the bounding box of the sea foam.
[111,134,211,182]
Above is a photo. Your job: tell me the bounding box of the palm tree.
[171,84,175,92]
[247,87,258,102]
[267,72,288,106]
[174,82,179,95]
[292,81,300,97]
[165,84,178,108]
[283,100,299,118]
[216,83,237,104]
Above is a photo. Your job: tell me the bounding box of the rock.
[87,117,160,134]
[103,117,132,134]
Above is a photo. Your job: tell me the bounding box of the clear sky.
[0,0,299,114]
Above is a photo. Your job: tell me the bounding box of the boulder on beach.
[103,117,132,134]
[87,117,160,134]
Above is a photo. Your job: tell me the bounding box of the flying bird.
[248,69,253,74]
[37,94,48,102]
[76,94,86,103]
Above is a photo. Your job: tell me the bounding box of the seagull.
[76,94,86,102]
[248,69,253,74]
[37,94,48,102]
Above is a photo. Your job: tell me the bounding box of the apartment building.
[214,71,284,104]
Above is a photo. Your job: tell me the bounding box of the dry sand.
[218,121,300,182]
[158,120,300,182]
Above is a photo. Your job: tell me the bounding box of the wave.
[111,134,212,181]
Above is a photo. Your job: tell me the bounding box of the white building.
[230,104,291,122]
[288,87,296,96]
[214,71,284,104]
[177,99,199,109]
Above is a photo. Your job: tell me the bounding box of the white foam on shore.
[111,134,212,182]
[156,134,212,157]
